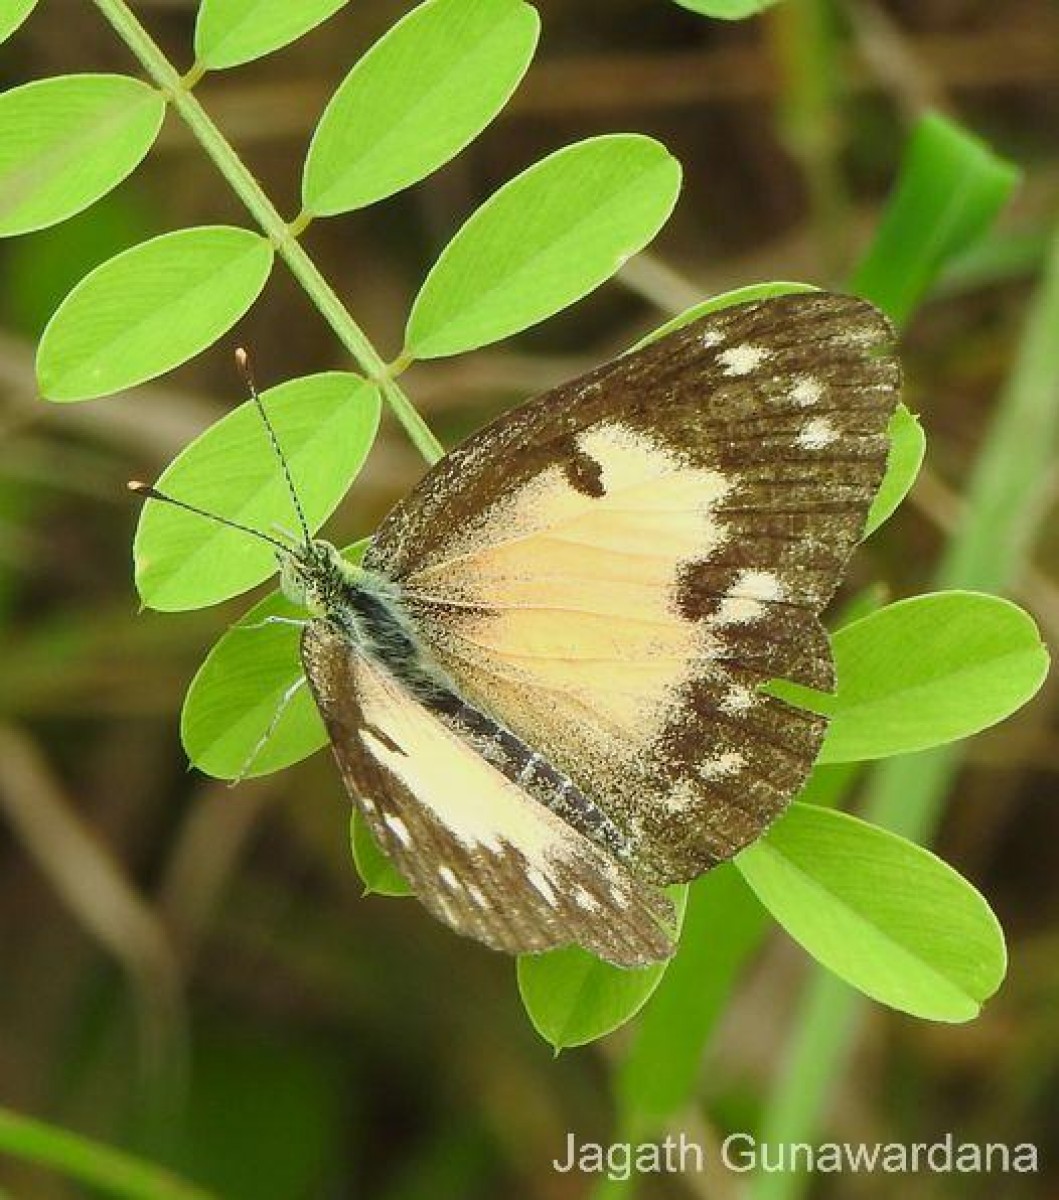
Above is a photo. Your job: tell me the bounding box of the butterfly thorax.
[276,539,431,681]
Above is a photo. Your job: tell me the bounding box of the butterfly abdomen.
[336,571,635,869]
[423,687,633,864]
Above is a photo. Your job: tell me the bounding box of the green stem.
[771,0,849,281]
[179,60,206,89]
[0,1106,217,1200]
[287,208,313,238]
[90,0,444,466]
[749,975,862,1200]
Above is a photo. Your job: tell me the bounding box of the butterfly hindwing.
[366,293,900,883]
[301,619,677,966]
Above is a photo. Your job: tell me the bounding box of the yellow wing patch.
[423,423,731,570]
[406,423,729,757]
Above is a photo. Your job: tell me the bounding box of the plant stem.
[769,0,850,281]
[750,975,862,1200]
[0,1106,217,1200]
[90,0,444,466]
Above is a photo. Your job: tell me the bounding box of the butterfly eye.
[278,557,306,607]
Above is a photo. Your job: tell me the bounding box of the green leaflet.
[195,0,351,70]
[406,135,681,358]
[37,226,274,401]
[0,74,164,238]
[182,541,370,779]
[303,0,539,215]
[737,803,1006,1021]
[136,375,379,610]
[772,592,1049,764]
[517,887,689,1050]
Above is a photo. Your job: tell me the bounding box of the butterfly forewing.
[366,293,900,883]
[302,620,677,966]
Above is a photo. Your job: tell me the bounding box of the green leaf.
[628,280,818,351]
[771,592,1049,763]
[863,404,924,536]
[736,803,1007,1021]
[616,868,767,1134]
[0,74,165,238]
[182,591,325,780]
[673,0,783,17]
[851,112,1019,326]
[181,541,368,779]
[135,374,379,610]
[1,0,39,45]
[302,0,539,216]
[350,810,412,897]
[405,134,681,358]
[517,886,688,1050]
[195,0,350,70]
[37,226,274,401]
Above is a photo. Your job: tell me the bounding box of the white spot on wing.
[719,683,757,715]
[797,418,838,450]
[842,325,878,347]
[701,328,724,348]
[718,344,770,376]
[439,865,459,889]
[790,375,824,407]
[662,747,748,811]
[574,886,601,912]
[698,749,745,780]
[714,568,786,625]
[741,568,785,602]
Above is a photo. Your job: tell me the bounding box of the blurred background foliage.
[1,0,1058,1197]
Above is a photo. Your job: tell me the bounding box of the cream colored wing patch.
[407,424,730,761]
[300,620,676,967]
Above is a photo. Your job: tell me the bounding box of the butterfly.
[134,292,900,968]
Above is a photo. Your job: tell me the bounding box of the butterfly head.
[278,539,352,616]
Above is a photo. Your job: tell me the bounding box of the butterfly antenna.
[127,481,291,553]
[235,347,313,549]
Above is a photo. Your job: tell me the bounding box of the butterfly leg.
[230,674,308,785]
